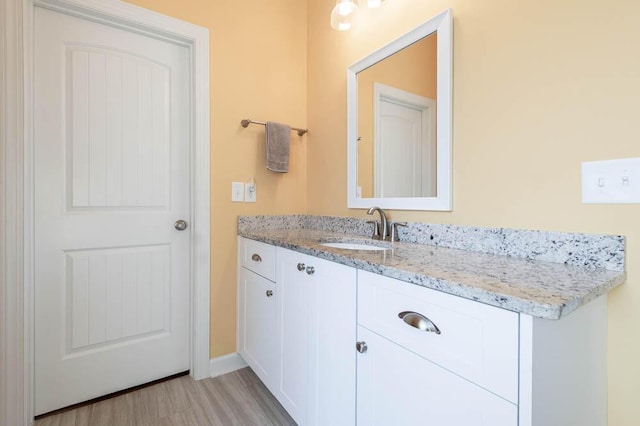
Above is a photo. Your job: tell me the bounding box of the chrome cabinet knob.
[297,263,306,271]
[266,290,273,297]
[306,266,315,275]
[251,253,262,262]
[174,219,188,231]
[356,341,368,353]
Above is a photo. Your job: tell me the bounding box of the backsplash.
[238,215,625,272]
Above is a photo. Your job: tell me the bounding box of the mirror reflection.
[357,32,438,198]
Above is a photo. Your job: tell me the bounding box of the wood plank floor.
[34,368,297,426]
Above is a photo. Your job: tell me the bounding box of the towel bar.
[241,119,308,136]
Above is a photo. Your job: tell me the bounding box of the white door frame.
[0,1,211,424]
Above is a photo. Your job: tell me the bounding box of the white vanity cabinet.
[275,246,357,426]
[238,237,608,426]
[237,238,278,389]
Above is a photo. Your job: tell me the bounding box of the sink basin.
[319,242,388,251]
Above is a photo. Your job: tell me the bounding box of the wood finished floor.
[34,368,297,426]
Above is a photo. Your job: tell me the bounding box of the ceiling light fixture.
[331,0,389,31]
[330,0,359,31]
[362,0,384,8]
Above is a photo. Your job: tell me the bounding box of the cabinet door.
[276,247,358,426]
[275,248,311,425]
[356,326,517,426]
[238,268,277,389]
[307,256,357,426]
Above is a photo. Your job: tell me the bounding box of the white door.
[374,84,436,198]
[34,7,191,415]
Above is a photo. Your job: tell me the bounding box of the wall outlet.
[245,178,256,203]
[582,157,640,204]
[231,182,244,202]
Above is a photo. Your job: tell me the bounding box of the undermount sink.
[319,242,389,251]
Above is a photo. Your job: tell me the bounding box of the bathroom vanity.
[237,216,625,426]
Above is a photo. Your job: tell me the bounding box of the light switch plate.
[231,182,244,202]
[582,157,640,204]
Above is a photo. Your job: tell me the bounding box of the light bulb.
[331,0,358,31]
[358,0,385,8]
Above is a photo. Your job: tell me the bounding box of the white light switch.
[231,182,244,202]
[582,157,640,204]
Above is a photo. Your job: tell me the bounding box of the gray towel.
[265,121,291,173]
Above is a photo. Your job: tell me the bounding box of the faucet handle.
[388,222,408,242]
[366,220,381,239]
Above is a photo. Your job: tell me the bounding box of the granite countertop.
[238,217,626,320]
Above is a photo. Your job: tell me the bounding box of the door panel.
[34,7,190,415]
[238,267,277,388]
[356,326,517,426]
[307,256,357,426]
[66,245,170,350]
[68,46,170,208]
[274,248,310,425]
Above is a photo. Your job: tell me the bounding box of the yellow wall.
[124,0,640,423]
[357,33,437,197]
[125,0,308,358]
[308,0,640,424]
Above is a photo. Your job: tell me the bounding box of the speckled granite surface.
[238,215,626,319]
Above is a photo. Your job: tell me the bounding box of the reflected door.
[374,85,436,198]
[34,7,190,414]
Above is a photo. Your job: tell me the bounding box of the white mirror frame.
[347,8,452,211]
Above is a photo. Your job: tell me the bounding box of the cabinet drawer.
[357,270,519,403]
[239,237,276,281]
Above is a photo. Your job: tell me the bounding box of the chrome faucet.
[366,206,408,241]
[366,207,388,241]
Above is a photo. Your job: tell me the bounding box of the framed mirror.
[347,9,452,211]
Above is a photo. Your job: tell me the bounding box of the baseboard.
[209,352,248,378]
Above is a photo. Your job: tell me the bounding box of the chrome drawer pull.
[251,253,262,262]
[266,290,273,297]
[398,311,441,335]
[306,266,315,275]
[356,341,368,353]
[297,263,306,271]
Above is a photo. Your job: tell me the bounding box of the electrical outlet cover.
[245,182,256,203]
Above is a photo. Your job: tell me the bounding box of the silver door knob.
[174,220,188,231]
[356,341,368,353]
[297,263,306,271]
